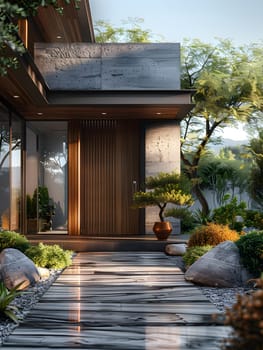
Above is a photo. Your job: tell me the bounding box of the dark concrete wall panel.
[35,43,180,91]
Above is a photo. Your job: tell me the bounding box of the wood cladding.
[68,121,80,235]
[80,120,141,236]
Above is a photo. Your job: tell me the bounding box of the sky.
[89,0,263,45]
[89,0,263,140]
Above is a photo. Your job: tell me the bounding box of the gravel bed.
[0,269,61,344]
[0,256,251,344]
[198,285,250,312]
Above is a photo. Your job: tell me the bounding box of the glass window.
[0,103,10,230]
[10,114,22,231]
[26,121,68,233]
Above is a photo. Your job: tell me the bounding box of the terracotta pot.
[27,219,38,234]
[152,221,172,240]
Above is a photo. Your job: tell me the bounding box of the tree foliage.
[0,0,79,75]
[247,130,263,208]
[94,17,161,43]
[181,39,263,214]
[197,151,251,206]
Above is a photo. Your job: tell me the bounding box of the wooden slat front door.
[80,120,141,236]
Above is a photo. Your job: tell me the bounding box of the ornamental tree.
[132,172,193,222]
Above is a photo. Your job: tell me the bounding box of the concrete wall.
[34,43,180,90]
[145,121,181,233]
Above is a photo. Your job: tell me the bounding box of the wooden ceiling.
[0,0,194,121]
[18,104,194,121]
[29,0,95,44]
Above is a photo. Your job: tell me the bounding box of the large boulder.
[185,240,253,287]
[0,248,40,290]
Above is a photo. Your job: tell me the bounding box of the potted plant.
[27,187,55,233]
[26,194,38,233]
[31,186,55,232]
[133,172,193,240]
[35,186,55,231]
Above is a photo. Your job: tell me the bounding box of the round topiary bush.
[235,231,263,276]
[188,223,240,248]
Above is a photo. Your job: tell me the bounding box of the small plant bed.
[0,268,62,344]
[0,231,73,270]
[0,230,74,342]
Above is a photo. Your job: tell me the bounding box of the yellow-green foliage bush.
[188,223,239,248]
[25,243,73,270]
[222,278,263,350]
[183,245,213,268]
[0,231,30,253]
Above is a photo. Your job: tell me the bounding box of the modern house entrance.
[25,118,141,236]
[0,1,194,240]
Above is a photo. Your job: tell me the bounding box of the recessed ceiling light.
[156,112,162,115]
[36,112,43,116]
[13,95,20,99]
[56,35,62,39]
[101,112,107,115]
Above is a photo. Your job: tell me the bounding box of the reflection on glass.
[10,115,22,231]
[26,121,68,233]
[0,104,10,230]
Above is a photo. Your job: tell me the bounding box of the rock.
[37,267,50,280]
[185,241,253,287]
[165,243,186,256]
[0,248,40,290]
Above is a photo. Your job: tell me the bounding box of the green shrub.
[212,196,246,231]
[25,243,73,270]
[188,223,240,248]
[0,281,22,323]
[0,231,30,253]
[236,231,263,276]
[193,208,212,225]
[183,245,213,267]
[164,207,195,232]
[244,210,263,230]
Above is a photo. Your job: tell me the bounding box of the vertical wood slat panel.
[116,120,141,234]
[80,120,141,236]
[80,120,116,235]
[68,120,80,235]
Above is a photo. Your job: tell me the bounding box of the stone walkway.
[2,252,230,349]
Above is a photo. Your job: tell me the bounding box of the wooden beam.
[18,19,28,49]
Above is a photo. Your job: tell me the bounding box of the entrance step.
[26,234,189,252]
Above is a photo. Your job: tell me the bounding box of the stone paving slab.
[2,252,230,349]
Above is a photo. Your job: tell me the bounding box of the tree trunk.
[193,183,210,216]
